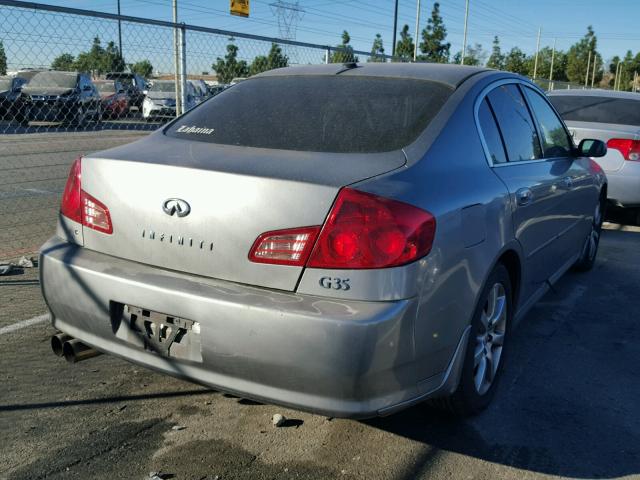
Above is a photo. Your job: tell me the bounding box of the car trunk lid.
[78,133,406,291]
[566,121,640,172]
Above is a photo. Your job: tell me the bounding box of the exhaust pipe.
[62,339,102,363]
[51,333,73,357]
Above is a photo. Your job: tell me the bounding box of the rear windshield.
[28,71,77,88]
[549,95,640,126]
[95,82,116,93]
[165,76,453,153]
[150,81,176,92]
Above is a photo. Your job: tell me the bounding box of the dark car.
[94,79,129,118]
[0,76,28,122]
[21,71,101,126]
[106,72,147,110]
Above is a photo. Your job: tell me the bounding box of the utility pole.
[117,0,123,60]
[533,26,541,80]
[392,0,399,58]
[413,0,421,61]
[615,61,621,90]
[461,0,469,65]
[172,0,182,116]
[549,38,556,91]
[591,54,597,88]
[584,50,591,88]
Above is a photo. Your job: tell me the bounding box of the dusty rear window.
[165,75,453,153]
[548,95,640,126]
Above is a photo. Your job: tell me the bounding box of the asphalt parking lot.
[1,224,639,480]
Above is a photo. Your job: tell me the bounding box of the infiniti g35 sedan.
[40,63,607,418]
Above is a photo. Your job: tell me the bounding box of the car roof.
[256,62,491,88]
[547,89,640,101]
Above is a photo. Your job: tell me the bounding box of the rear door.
[480,83,572,291]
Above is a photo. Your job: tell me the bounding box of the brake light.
[60,157,82,224]
[60,157,113,234]
[307,188,436,269]
[607,138,640,161]
[248,226,320,266]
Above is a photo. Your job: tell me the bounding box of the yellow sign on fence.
[230,0,249,17]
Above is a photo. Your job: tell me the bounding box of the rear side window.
[487,84,542,162]
[166,76,453,153]
[478,99,507,164]
[523,87,572,158]
[548,95,640,126]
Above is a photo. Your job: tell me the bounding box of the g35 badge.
[319,277,351,291]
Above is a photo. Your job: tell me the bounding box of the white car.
[142,80,196,120]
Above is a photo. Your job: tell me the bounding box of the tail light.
[60,157,113,234]
[607,138,640,161]
[249,188,436,270]
[249,226,320,266]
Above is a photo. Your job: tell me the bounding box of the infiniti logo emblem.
[162,198,191,217]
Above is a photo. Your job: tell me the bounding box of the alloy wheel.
[473,282,507,395]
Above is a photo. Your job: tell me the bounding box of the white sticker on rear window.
[176,125,215,135]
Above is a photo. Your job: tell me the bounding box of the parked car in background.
[94,79,129,119]
[207,84,227,97]
[0,75,28,122]
[21,71,101,126]
[142,80,196,120]
[548,90,640,220]
[41,64,607,418]
[106,72,147,110]
[188,80,207,105]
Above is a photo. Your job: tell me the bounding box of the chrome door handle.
[516,188,533,206]
[560,176,573,189]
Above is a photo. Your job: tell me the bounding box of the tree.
[503,46,529,75]
[249,43,288,76]
[418,2,450,63]
[368,33,385,62]
[526,46,568,81]
[73,37,124,75]
[453,43,486,66]
[51,53,75,71]
[0,41,6,76]
[394,25,414,62]
[130,60,153,77]
[213,39,248,84]
[329,31,358,63]
[566,26,602,85]
[486,36,504,70]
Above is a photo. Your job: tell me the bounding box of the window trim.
[474,78,576,168]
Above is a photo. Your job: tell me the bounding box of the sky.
[38,0,639,61]
[3,0,639,75]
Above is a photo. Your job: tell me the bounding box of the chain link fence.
[0,0,386,261]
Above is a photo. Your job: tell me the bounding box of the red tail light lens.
[307,188,436,269]
[60,157,82,224]
[248,226,320,266]
[60,157,113,234]
[607,138,640,161]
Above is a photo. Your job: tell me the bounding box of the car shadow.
[363,241,640,479]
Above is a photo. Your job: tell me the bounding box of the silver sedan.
[41,63,606,418]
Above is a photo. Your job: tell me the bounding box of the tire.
[438,263,513,416]
[574,197,604,272]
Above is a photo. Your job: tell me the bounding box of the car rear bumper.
[607,161,640,207]
[40,236,460,418]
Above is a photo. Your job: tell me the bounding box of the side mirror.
[578,139,607,158]
[82,85,92,92]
